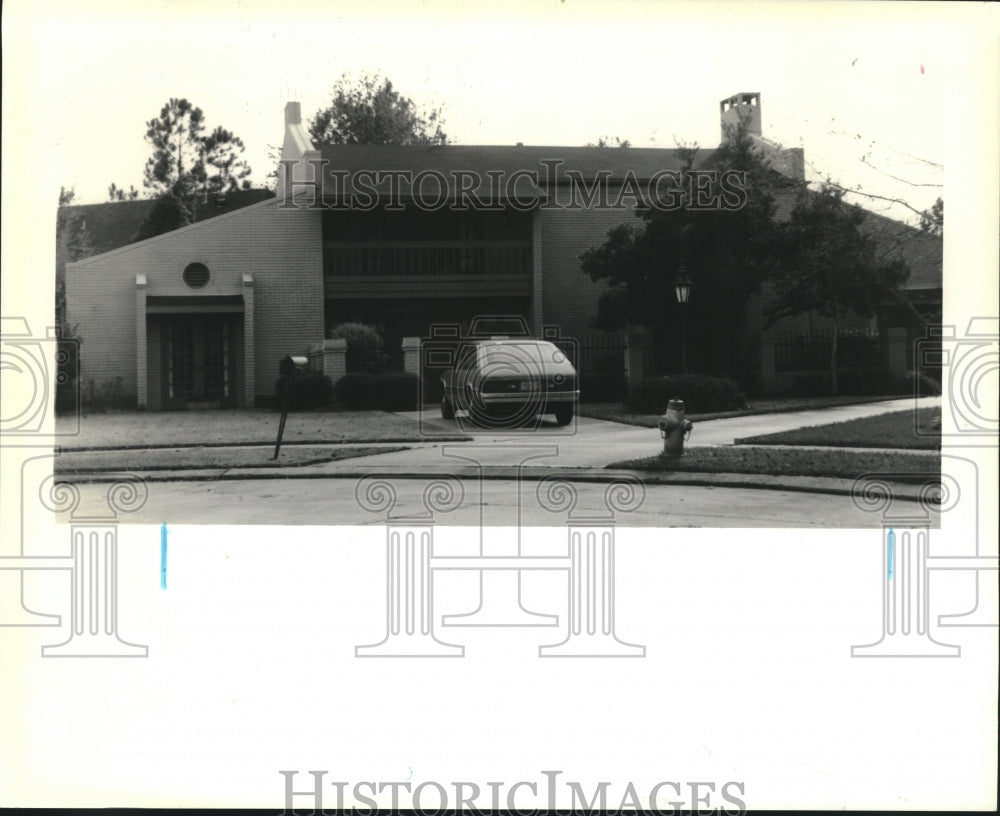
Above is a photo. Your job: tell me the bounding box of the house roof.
[856,208,941,291]
[59,189,276,256]
[316,143,702,201]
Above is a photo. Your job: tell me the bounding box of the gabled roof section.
[59,189,276,257]
[65,194,281,268]
[854,207,942,291]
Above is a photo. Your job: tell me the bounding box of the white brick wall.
[65,198,324,407]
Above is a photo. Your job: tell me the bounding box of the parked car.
[440,337,578,426]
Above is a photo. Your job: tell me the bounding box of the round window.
[182,262,210,288]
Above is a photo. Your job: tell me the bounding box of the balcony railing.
[324,241,531,278]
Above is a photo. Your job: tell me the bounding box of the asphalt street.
[64,476,926,527]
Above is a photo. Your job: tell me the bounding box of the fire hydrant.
[657,398,693,456]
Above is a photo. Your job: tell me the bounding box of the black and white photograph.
[2,0,997,811]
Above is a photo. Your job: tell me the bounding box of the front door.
[162,315,239,409]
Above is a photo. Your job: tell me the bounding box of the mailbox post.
[274,355,308,460]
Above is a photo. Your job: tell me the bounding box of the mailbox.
[274,355,308,460]
[279,355,309,377]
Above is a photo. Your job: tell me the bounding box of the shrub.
[275,372,334,410]
[895,370,942,397]
[580,372,627,403]
[54,338,80,415]
[334,372,419,411]
[835,366,893,396]
[373,372,420,411]
[792,368,943,398]
[334,372,375,408]
[85,377,133,413]
[790,372,830,397]
[736,369,763,400]
[330,322,384,373]
[625,375,747,414]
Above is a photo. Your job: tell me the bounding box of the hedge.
[275,372,334,410]
[329,322,385,373]
[334,372,419,411]
[580,372,628,403]
[790,368,944,398]
[625,375,747,414]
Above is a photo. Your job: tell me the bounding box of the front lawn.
[580,394,906,427]
[609,446,940,481]
[56,409,469,450]
[54,445,408,473]
[734,408,940,449]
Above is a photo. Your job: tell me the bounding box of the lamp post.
[673,267,692,375]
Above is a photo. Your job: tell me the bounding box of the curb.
[52,464,936,502]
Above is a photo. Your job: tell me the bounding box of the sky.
[4,0,980,223]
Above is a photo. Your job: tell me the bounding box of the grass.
[609,446,940,481]
[53,445,407,473]
[55,409,469,450]
[734,408,941,449]
[579,394,907,427]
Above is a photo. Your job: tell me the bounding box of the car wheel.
[554,405,574,426]
[441,394,455,420]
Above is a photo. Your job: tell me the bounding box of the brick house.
[64,93,940,409]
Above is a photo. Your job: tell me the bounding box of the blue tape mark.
[160,523,168,590]
[887,527,895,581]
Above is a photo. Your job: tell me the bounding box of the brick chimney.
[277,101,319,200]
[720,92,762,140]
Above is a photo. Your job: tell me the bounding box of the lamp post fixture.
[673,267,692,375]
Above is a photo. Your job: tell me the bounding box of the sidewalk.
[51,397,941,501]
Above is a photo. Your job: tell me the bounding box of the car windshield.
[481,342,574,373]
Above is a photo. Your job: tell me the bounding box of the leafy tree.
[581,122,794,377]
[764,185,911,394]
[920,196,943,236]
[133,194,191,243]
[55,186,94,330]
[263,142,282,192]
[108,182,140,201]
[201,126,252,194]
[143,98,207,199]
[588,136,632,148]
[308,72,447,146]
[67,218,95,261]
[142,99,253,224]
[136,99,254,239]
